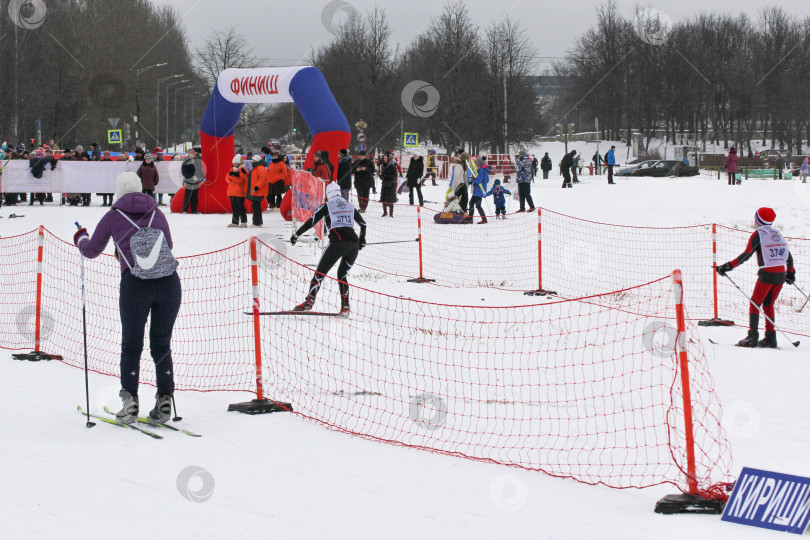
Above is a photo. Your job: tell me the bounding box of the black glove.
[253,186,259,192]
[715,262,733,276]
[290,234,298,246]
[358,235,366,250]
[786,270,795,285]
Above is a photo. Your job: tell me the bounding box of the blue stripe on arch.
[289,67,350,135]
[200,84,244,138]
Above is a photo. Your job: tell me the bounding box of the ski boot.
[116,389,139,424]
[737,313,760,348]
[293,297,314,312]
[758,331,777,349]
[148,393,172,423]
[736,330,759,348]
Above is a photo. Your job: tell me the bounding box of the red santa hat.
[755,207,776,226]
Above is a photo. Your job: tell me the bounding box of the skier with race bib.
[715,207,795,348]
[290,183,367,315]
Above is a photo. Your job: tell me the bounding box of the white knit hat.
[325,182,342,200]
[116,171,141,200]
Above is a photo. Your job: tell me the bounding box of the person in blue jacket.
[485,179,511,219]
[606,145,616,184]
[468,156,489,224]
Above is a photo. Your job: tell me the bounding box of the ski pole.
[793,283,810,313]
[365,238,419,246]
[718,270,800,347]
[76,222,96,427]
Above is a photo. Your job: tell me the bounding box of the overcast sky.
[158,0,810,73]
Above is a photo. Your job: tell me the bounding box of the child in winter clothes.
[485,179,511,218]
[801,158,809,183]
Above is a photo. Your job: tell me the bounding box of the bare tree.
[194,27,261,89]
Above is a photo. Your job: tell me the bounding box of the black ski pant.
[518,182,535,210]
[355,186,370,211]
[182,188,199,213]
[230,196,247,224]
[307,240,359,307]
[607,165,614,184]
[542,170,549,179]
[468,195,485,217]
[409,184,423,205]
[562,169,572,188]
[119,271,182,396]
[456,184,469,213]
[249,197,263,225]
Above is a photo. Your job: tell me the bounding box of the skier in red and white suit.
[715,207,795,348]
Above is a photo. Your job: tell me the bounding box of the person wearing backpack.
[74,171,181,425]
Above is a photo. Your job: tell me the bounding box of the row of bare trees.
[0,0,206,150]
[305,1,544,154]
[554,1,810,155]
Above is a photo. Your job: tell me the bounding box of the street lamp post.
[135,63,166,146]
[190,93,206,146]
[156,74,182,147]
[501,39,509,155]
[173,86,194,150]
[166,80,189,151]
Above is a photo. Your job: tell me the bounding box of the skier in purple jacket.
[74,172,181,424]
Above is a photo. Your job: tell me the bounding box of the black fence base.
[524,289,557,297]
[407,277,436,283]
[698,318,735,327]
[654,493,726,515]
[11,351,63,361]
[227,399,293,415]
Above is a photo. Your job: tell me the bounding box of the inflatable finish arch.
[171,66,351,214]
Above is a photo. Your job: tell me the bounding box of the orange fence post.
[227,236,293,414]
[672,269,699,495]
[408,206,435,284]
[35,226,44,352]
[698,224,733,327]
[250,236,264,401]
[712,224,719,320]
[523,208,556,297]
[655,270,726,513]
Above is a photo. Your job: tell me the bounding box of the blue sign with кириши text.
[722,467,810,534]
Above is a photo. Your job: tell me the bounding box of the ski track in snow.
[2,169,810,539]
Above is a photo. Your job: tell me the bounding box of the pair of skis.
[76,405,201,439]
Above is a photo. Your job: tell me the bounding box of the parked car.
[619,160,699,177]
[615,160,657,176]
[639,160,699,177]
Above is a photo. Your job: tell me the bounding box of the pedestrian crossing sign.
[107,129,122,144]
[404,133,418,148]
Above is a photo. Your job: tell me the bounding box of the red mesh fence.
[344,200,810,338]
[0,227,734,497]
[252,244,732,496]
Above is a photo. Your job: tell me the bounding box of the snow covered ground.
[2,172,810,539]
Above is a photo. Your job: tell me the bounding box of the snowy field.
[2,171,810,539]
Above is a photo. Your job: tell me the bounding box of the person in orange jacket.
[226,154,250,227]
[247,154,270,227]
[266,151,291,211]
